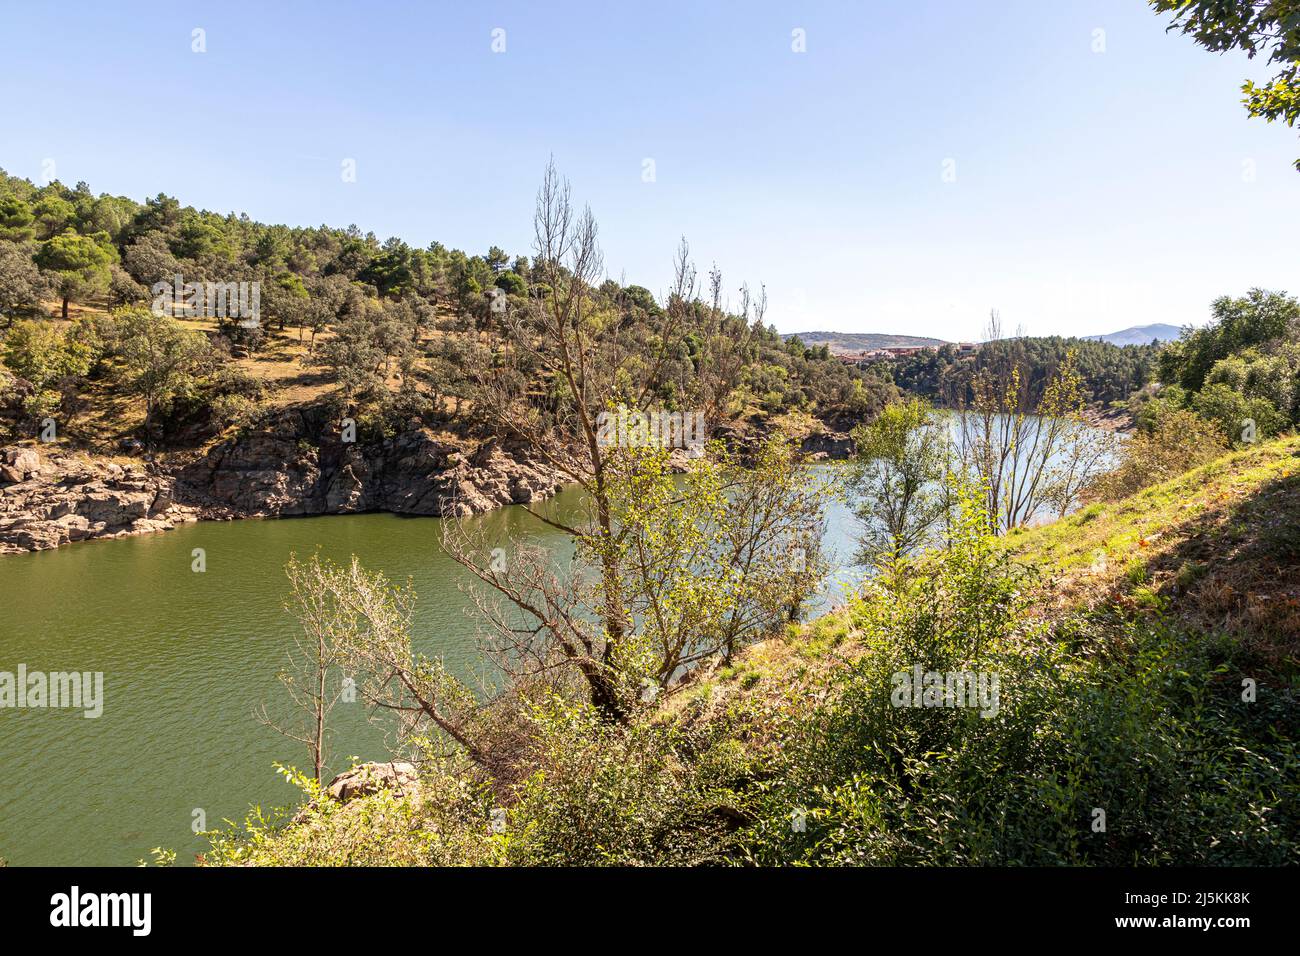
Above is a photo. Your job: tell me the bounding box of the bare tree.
[276,554,502,775]
[257,552,353,784]
[442,161,827,722]
[442,439,828,713]
[956,349,1114,530]
[449,160,689,719]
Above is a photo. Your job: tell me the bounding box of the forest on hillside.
[0,168,902,449]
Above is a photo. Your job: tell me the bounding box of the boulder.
[53,514,91,541]
[0,446,41,483]
[800,431,855,459]
[325,761,420,804]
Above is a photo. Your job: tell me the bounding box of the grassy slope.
[678,433,1300,719]
[1006,434,1300,666]
[33,299,333,447]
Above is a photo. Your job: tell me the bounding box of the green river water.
[0,480,861,866]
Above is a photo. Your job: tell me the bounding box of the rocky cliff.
[175,410,565,520]
[1,413,566,555]
[0,446,198,554]
[1,409,855,556]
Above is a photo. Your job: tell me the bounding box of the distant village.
[835,341,980,368]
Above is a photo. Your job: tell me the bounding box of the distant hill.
[1085,323,1182,347]
[782,330,948,353]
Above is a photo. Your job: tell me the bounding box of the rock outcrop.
[325,761,420,804]
[710,421,857,464]
[288,761,422,824]
[1,415,565,555]
[175,410,565,521]
[0,445,198,555]
[800,430,855,460]
[1,405,852,556]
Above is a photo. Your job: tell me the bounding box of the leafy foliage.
[849,397,951,564]
[1089,405,1227,500]
[207,457,1300,866]
[1152,0,1300,170]
[0,167,893,442]
[1149,289,1300,445]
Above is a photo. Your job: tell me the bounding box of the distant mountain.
[782,330,948,353]
[1085,323,1182,347]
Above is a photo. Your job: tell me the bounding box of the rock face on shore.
[1,408,857,556]
[0,445,198,555]
[800,430,855,460]
[0,411,568,554]
[175,410,565,521]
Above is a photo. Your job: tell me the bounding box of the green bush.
[1090,406,1226,499]
[1193,382,1287,445]
[493,699,732,866]
[735,492,1300,865]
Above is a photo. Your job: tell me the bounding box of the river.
[0,476,863,866]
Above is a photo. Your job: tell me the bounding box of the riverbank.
[0,431,565,555]
[0,408,861,555]
[0,445,197,554]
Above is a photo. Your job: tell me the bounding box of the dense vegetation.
[4,58,1298,866]
[890,334,1158,408]
[192,261,1300,866]
[1139,289,1300,444]
[0,168,896,447]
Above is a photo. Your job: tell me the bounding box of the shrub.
[203,764,497,867]
[1193,382,1287,446]
[493,699,731,866]
[1089,407,1226,500]
[736,492,1299,865]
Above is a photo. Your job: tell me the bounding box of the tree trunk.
[587,669,627,723]
[314,649,326,785]
[61,296,69,320]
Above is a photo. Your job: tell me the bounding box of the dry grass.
[1007,434,1300,666]
[24,300,351,444]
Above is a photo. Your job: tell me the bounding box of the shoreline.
[1,408,1123,556]
[0,427,568,556]
[1,428,861,557]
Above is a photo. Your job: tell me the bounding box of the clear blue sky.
[2,0,1297,341]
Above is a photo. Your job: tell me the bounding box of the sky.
[1,0,1297,341]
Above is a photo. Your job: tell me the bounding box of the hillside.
[1085,323,1182,346]
[0,169,903,456]
[782,330,948,353]
[1003,434,1300,656]
[204,434,1300,867]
